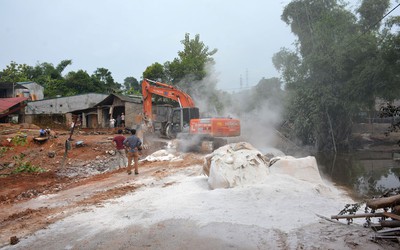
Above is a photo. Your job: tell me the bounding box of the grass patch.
[0,146,13,157]
[11,133,27,146]
[11,153,46,174]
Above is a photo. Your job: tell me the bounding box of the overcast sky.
[0,0,396,91]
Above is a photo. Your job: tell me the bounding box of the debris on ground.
[269,155,324,185]
[203,142,323,189]
[0,123,398,249]
[203,142,270,189]
[141,149,182,162]
[332,188,400,245]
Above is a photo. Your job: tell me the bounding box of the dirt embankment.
[0,123,204,246]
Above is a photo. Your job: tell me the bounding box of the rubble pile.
[332,190,400,243]
[203,142,270,189]
[56,156,118,178]
[203,142,325,190]
[269,155,324,185]
[141,149,182,162]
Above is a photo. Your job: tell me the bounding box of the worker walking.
[123,129,142,175]
[112,129,128,169]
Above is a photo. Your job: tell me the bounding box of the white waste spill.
[8,144,356,249]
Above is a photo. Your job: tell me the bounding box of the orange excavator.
[141,78,240,150]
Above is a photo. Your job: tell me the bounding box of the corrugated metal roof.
[0,97,28,113]
[94,93,142,107]
[0,82,28,90]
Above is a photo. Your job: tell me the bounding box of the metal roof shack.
[69,93,143,129]
[0,97,28,122]
[0,82,27,98]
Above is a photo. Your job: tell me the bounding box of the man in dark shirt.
[123,129,142,175]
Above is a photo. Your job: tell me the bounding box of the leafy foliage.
[11,133,27,146]
[0,62,31,82]
[163,33,218,93]
[0,60,125,98]
[275,0,398,151]
[143,62,166,82]
[123,77,140,94]
[142,33,222,114]
[11,153,45,174]
[0,146,13,158]
[379,103,400,146]
[357,0,390,31]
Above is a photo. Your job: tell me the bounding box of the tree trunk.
[367,194,400,210]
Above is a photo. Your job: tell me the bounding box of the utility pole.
[246,68,249,87]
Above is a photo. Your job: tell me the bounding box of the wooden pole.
[331,213,384,220]
[367,194,400,210]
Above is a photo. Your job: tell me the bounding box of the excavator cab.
[168,107,199,138]
[153,105,199,139]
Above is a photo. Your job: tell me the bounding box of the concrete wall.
[26,93,108,115]
[23,114,66,129]
[353,123,394,134]
[16,82,44,100]
[125,102,143,129]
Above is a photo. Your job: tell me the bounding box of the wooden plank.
[383,212,400,221]
[380,220,400,228]
[377,227,400,234]
[331,213,384,220]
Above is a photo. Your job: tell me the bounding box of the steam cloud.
[179,62,285,153]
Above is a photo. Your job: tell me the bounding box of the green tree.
[164,33,217,92]
[357,0,390,31]
[239,77,284,112]
[0,60,129,97]
[91,68,121,93]
[64,70,97,95]
[56,60,72,74]
[30,61,72,97]
[0,61,31,83]
[374,14,400,101]
[123,76,140,94]
[0,60,73,97]
[142,62,166,82]
[275,0,394,151]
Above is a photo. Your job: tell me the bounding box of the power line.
[345,3,400,48]
[219,3,400,93]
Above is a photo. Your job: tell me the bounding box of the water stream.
[315,151,400,199]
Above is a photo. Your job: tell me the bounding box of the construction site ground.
[0,123,398,249]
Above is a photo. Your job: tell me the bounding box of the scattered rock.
[10,236,19,245]
[48,151,56,158]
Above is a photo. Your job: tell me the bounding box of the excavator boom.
[142,78,195,120]
[141,78,240,146]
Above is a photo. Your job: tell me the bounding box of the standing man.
[112,129,127,169]
[123,128,142,175]
[121,113,125,127]
[110,117,116,128]
[116,115,122,128]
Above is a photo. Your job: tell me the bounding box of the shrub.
[11,153,46,174]
[0,147,13,157]
[11,133,27,146]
